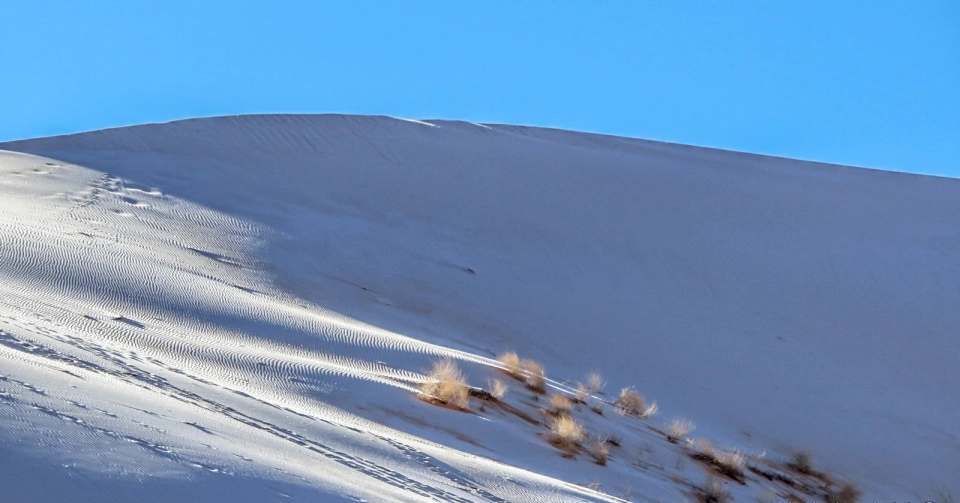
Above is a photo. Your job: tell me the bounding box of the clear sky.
[2,1,957,177]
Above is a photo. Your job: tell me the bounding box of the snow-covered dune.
[1,115,957,502]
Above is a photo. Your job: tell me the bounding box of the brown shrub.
[790,450,813,474]
[549,415,585,449]
[588,439,609,465]
[497,351,522,379]
[419,359,469,409]
[573,382,589,404]
[586,372,604,393]
[826,483,861,503]
[521,359,546,393]
[549,393,572,414]
[701,477,731,503]
[666,418,694,443]
[488,378,508,400]
[716,449,745,475]
[615,387,655,417]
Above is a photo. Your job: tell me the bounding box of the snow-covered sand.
[1,115,957,501]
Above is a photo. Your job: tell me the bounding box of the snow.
[0,114,957,502]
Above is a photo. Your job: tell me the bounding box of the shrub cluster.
[497,351,547,393]
[414,354,857,500]
[690,438,745,483]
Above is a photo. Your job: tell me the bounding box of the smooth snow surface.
[1,115,957,502]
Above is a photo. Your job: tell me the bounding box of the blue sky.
[2,1,957,177]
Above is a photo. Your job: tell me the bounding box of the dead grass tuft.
[690,439,745,483]
[701,477,731,503]
[549,393,572,414]
[549,415,585,450]
[615,387,655,417]
[716,449,746,474]
[573,382,589,404]
[790,450,813,474]
[497,351,523,379]
[641,401,658,418]
[692,437,716,458]
[586,372,604,393]
[666,418,695,443]
[419,359,469,409]
[826,482,861,503]
[615,387,644,415]
[488,378,508,400]
[497,352,547,392]
[588,438,610,465]
[521,359,546,393]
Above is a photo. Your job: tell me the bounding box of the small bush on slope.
[692,437,716,458]
[549,393,572,414]
[488,378,508,400]
[497,351,522,379]
[588,438,609,465]
[715,449,746,475]
[790,450,814,474]
[574,383,589,404]
[496,351,547,392]
[690,438,745,483]
[586,372,604,393]
[520,359,546,393]
[549,415,585,450]
[615,387,657,417]
[574,372,604,403]
[419,359,469,409]
[701,477,731,503]
[666,418,694,443]
[825,482,861,503]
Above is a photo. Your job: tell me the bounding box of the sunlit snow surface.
[1,115,957,502]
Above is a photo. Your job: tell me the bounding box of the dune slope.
[1,115,957,501]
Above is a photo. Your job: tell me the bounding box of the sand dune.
[1,115,957,501]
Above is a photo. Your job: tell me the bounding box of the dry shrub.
[521,359,546,393]
[826,482,861,503]
[574,382,589,404]
[549,415,585,449]
[549,393,572,414]
[702,477,731,503]
[615,387,655,417]
[790,450,813,474]
[488,378,508,400]
[586,372,604,393]
[615,387,644,415]
[641,401,658,418]
[692,437,716,458]
[497,351,522,379]
[419,359,469,409]
[588,439,609,465]
[691,440,745,482]
[667,418,694,443]
[716,449,745,474]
